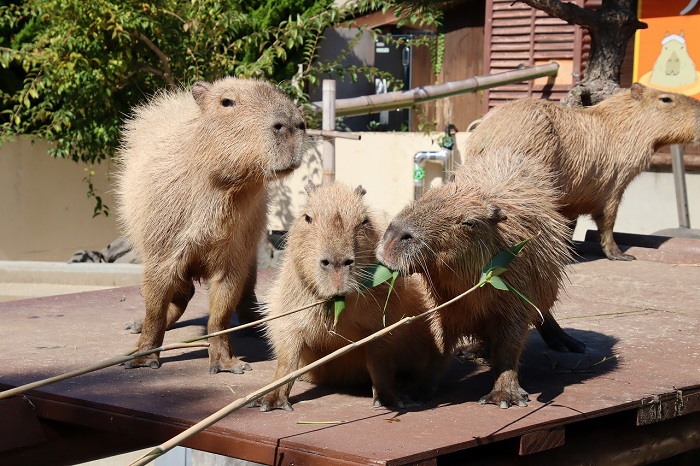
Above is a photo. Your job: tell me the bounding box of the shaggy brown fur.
[463,83,700,261]
[378,149,571,408]
[116,77,306,373]
[259,182,441,411]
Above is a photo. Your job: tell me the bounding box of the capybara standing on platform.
[117,77,306,373]
[463,83,700,261]
[378,149,571,408]
[259,182,441,411]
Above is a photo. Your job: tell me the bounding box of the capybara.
[116,77,306,373]
[259,182,441,411]
[378,149,571,408]
[463,83,700,261]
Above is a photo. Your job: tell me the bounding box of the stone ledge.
[0,261,143,287]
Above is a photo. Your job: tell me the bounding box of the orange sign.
[634,0,700,98]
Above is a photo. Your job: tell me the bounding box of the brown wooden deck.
[2,234,700,465]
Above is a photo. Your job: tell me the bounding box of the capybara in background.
[117,77,306,373]
[259,182,441,411]
[463,83,700,261]
[378,149,571,408]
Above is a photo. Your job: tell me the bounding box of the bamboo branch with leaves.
[127,240,533,466]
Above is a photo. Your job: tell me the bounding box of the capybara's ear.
[192,81,212,105]
[354,185,367,197]
[304,180,318,195]
[630,83,646,100]
[487,204,507,223]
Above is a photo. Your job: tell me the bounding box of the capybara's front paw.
[209,357,252,374]
[124,353,160,369]
[478,386,529,409]
[258,391,293,412]
[124,319,144,334]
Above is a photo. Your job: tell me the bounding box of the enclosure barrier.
[311,62,559,117]
[312,62,558,183]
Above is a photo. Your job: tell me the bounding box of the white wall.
[572,170,700,240]
[2,135,698,262]
[0,138,120,261]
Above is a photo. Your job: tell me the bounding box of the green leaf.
[479,238,531,282]
[332,297,346,327]
[382,270,399,326]
[486,275,508,291]
[359,263,396,291]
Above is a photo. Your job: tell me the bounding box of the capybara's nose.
[384,222,414,249]
[320,258,355,271]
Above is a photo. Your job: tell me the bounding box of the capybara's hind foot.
[604,244,636,261]
[209,358,252,374]
[537,313,586,353]
[608,251,636,261]
[373,393,419,409]
[478,386,530,409]
[257,391,293,412]
[124,319,144,334]
[124,353,160,369]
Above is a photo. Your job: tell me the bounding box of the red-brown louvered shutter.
[483,0,586,113]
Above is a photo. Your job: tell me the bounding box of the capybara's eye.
[361,217,370,226]
[462,219,476,228]
[304,214,312,224]
[221,98,236,107]
[273,123,284,132]
[660,96,673,104]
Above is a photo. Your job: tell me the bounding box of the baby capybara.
[259,182,441,411]
[464,83,700,260]
[117,77,306,373]
[378,149,571,408]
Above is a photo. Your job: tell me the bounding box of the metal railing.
[314,62,559,183]
[311,62,559,118]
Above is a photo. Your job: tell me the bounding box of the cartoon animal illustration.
[650,31,697,88]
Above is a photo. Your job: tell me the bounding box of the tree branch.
[517,0,596,27]
[132,31,176,87]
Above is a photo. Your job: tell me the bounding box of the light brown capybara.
[258,182,441,411]
[116,77,306,373]
[463,82,700,261]
[378,148,571,408]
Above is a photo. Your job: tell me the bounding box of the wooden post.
[322,80,336,184]
[671,144,690,228]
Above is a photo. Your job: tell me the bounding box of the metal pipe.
[311,63,559,117]
[322,80,336,184]
[413,148,451,200]
[671,144,691,228]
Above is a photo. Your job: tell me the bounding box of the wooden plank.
[519,427,566,455]
[0,396,47,452]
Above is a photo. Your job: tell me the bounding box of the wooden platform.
[2,235,700,465]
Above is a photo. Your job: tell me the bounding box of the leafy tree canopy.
[0,0,440,213]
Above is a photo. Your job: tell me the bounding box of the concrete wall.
[0,138,120,261]
[2,135,698,262]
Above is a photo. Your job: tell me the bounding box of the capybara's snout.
[318,253,356,296]
[269,116,306,174]
[378,220,416,273]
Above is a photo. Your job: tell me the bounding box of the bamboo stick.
[0,342,209,400]
[306,129,361,140]
[309,63,559,117]
[128,279,486,466]
[0,299,326,400]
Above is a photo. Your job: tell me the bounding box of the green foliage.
[0,0,442,214]
[479,238,545,323]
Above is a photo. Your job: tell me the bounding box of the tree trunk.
[519,0,647,107]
